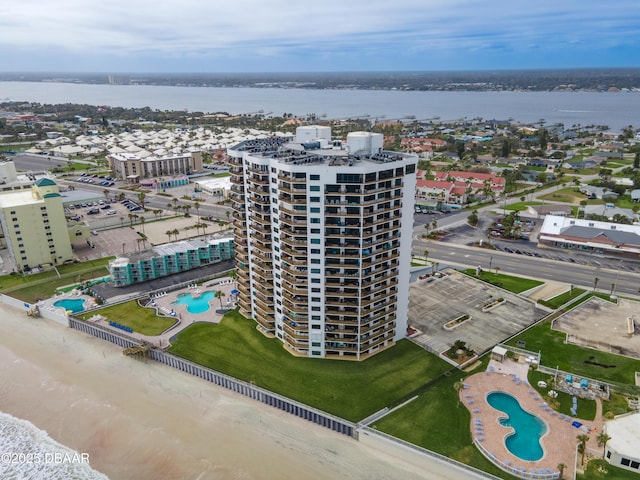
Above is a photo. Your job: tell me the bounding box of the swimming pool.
[173,291,216,314]
[53,298,86,313]
[487,391,547,461]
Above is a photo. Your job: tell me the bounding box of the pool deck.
[40,291,97,315]
[80,277,240,349]
[462,359,604,479]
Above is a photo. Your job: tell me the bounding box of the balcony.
[283,323,309,340]
[324,342,358,352]
[281,271,308,285]
[230,175,244,185]
[279,243,306,258]
[281,281,308,296]
[362,278,399,296]
[249,194,270,206]
[281,254,306,267]
[248,213,271,226]
[278,183,308,195]
[277,171,308,182]
[324,297,358,307]
[254,298,275,316]
[278,214,307,226]
[280,236,307,248]
[247,184,270,197]
[282,299,308,315]
[278,194,307,205]
[324,306,359,316]
[281,290,307,305]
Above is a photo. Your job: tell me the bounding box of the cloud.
[1,0,639,71]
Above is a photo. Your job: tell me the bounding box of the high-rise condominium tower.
[228,126,417,360]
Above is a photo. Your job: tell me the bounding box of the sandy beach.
[0,302,459,480]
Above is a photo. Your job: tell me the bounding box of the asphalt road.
[414,239,640,297]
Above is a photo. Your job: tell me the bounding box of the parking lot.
[408,270,546,355]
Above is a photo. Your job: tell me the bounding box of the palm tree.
[225,210,230,222]
[215,290,226,307]
[172,198,179,213]
[423,249,429,264]
[118,192,125,202]
[137,192,146,209]
[193,201,200,219]
[228,269,238,287]
[453,380,464,407]
[183,205,191,217]
[128,213,136,228]
[102,188,109,200]
[593,276,599,292]
[139,216,145,235]
[577,434,590,465]
[431,219,438,231]
[557,463,566,479]
[172,228,179,240]
[596,431,611,461]
[166,230,173,242]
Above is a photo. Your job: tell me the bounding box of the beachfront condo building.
[228,126,417,360]
[108,151,203,182]
[0,176,74,271]
[109,235,234,286]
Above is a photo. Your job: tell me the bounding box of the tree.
[228,269,238,286]
[467,209,479,226]
[139,216,145,235]
[215,290,226,307]
[193,201,200,219]
[172,198,179,213]
[577,434,590,465]
[118,192,125,202]
[423,249,429,264]
[137,192,146,209]
[225,210,230,222]
[183,205,191,217]
[431,220,437,231]
[172,228,180,240]
[453,380,465,407]
[557,463,566,479]
[597,431,611,461]
[128,213,137,228]
[593,276,599,292]
[103,189,109,200]
[166,230,173,242]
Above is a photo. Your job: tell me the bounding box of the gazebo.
[491,345,508,362]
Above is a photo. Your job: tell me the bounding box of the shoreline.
[0,303,471,480]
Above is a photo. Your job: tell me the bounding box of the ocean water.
[1,81,639,131]
[0,412,108,480]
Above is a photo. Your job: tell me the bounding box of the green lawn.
[372,361,519,479]
[503,201,543,211]
[0,258,113,303]
[79,300,177,336]
[462,269,544,294]
[538,288,587,309]
[528,370,596,420]
[169,311,451,422]
[506,320,640,385]
[578,459,640,480]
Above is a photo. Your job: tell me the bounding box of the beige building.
[228,127,417,360]
[0,178,76,271]
[108,151,203,181]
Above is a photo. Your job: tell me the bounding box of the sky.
[1,0,639,73]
